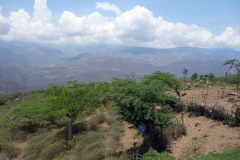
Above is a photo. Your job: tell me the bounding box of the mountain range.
[1,40,239,94]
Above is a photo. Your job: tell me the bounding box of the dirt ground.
[171,113,240,159]
[171,85,239,114]
[169,85,240,159]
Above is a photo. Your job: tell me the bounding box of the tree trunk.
[69,116,73,140]
[237,84,239,96]
[222,72,227,99]
[144,121,153,150]
[175,89,181,101]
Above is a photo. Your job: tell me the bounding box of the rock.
[181,93,187,96]
[195,123,201,127]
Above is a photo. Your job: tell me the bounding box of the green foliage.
[0,135,21,158]
[40,141,65,160]
[111,79,176,129]
[47,80,109,139]
[111,79,177,150]
[184,148,240,160]
[0,101,51,132]
[191,73,198,81]
[74,131,106,158]
[140,148,175,160]
[0,98,6,105]
[208,73,216,81]
[203,135,208,137]
[229,74,240,85]
[142,71,181,90]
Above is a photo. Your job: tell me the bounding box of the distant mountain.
[0,80,29,94]
[0,41,239,93]
[66,53,91,61]
[0,40,67,66]
[120,47,240,62]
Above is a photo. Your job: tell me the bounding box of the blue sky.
[0,0,239,50]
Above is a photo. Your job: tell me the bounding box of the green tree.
[204,74,209,80]
[191,73,198,81]
[141,71,182,100]
[229,74,240,96]
[182,68,188,82]
[111,79,177,150]
[199,75,204,80]
[209,73,215,81]
[47,80,109,140]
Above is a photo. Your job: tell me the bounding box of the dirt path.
[120,122,143,150]
[171,113,240,159]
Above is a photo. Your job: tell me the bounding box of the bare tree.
[222,59,238,99]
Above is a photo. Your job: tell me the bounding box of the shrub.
[74,131,104,155]
[25,132,54,156]
[40,141,65,160]
[0,136,21,158]
[141,148,175,160]
[25,154,38,160]
[55,122,87,140]
[109,130,121,141]
[94,112,107,125]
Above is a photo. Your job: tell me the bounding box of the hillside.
[0,80,240,160]
[1,40,240,93]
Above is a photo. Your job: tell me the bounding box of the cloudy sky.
[0,0,239,50]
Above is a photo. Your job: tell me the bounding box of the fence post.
[181,111,185,130]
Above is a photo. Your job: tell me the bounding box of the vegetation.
[191,73,198,81]
[142,71,181,100]
[111,79,177,150]
[182,68,188,82]
[47,80,109,140]
[1,69,240,159]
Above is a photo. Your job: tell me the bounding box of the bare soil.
[172,85,239,114]
[171,113,240,159]
[169,85,240,159]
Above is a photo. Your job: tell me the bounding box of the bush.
[25,154,38,160]
[40,141,65,160]
[0,136,21,158]
[25,133,54,156]
[140,148,175,160]
[74,131,105,158]
[56,122,87,140]
[94,112,107,125]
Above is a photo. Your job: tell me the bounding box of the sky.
[0,0,239,50]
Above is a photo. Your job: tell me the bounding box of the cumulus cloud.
[0,0,239,50]
[96,2,121,16]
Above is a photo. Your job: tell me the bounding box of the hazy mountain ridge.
[0,41,239,93]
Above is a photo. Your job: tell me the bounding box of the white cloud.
[32,0,52,23]
[96,2,121,16]
[0,0,239,50]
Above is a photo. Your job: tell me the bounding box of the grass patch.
[192,137,197,140]
[184,148,240,160]
[203,134,208,137]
